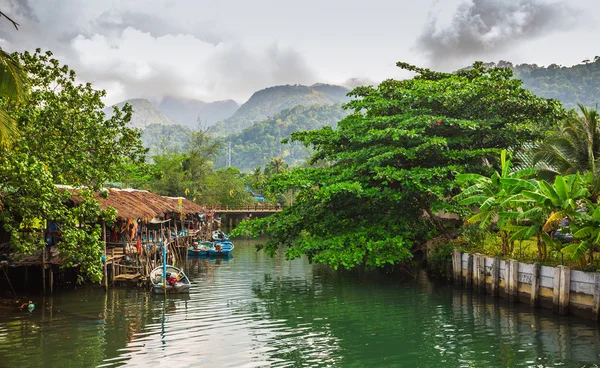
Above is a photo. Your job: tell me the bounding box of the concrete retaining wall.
[452,250,600,321]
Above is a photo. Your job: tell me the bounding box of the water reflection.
[0,240,599,367]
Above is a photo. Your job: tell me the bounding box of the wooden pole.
[103,221,108,291]
[42,248,46,293]
[110,247,115,285]
[49,266,54,294]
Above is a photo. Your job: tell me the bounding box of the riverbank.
[452,249,600,321]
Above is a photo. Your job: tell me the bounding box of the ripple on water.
[2,240,600,367]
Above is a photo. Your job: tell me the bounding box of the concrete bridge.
[212,204,284,229]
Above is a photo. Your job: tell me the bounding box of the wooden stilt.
[103,221,108,291]
[49,266,54,294]
[110,247,115,285]
[42,248,46,293]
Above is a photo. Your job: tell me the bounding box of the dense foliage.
[0,50,145,282]
[215,104,350,171]
[458,106,600,269]
[478,59,600,109]
[141,123,192,155]
[210,84,350,135]
[233,62,565,270]
[137,129,254,207]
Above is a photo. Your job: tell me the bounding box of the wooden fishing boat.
[150,265,191,294]
[188,241,213,256]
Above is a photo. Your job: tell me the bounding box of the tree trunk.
[424,207,451,241]
[537,233,543,260]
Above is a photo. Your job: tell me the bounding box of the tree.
[0,49,26,148]
[0,49,145,282]
[533,104,600,196]
[233,62,566,270]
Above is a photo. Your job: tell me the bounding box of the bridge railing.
[213,204,285,212]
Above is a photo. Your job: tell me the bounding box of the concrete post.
[504,259,511,297]
[466,254,473,288]
[553,266,561,311]
[559,266,570,315]
[511,260,519,299]
[506,259,519,300]
[473,254,479,289]
[491,257,500,297]
[476,254,485,293]
[593,272,600,321]
[452,249,462,283]
[530,262,540,307]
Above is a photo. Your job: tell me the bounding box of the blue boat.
[208,240,234,256]
[188,241,213,257]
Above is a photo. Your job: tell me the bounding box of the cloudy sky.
[1,0,597,105]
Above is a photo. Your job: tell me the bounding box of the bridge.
[212,205,284,229]
[212,204,284,214]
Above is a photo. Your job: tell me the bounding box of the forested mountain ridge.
[104,98,175,129]
[158,97,239,129]
[463,59,600,109]
[210,84,351,136]
[215,104,350,171]
[141,123,192,155]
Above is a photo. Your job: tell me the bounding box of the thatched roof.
[164,196,205,214]
[65,186,205,221]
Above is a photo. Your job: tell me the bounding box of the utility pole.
[227,141,232,167]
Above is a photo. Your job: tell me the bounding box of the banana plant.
[455,150,535,255]
[501,174,589,260]
[565,205,600,266]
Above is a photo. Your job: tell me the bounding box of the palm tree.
[533,104,600,195]
[0,49,26,148]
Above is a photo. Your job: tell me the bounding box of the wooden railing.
[213,204,284,212]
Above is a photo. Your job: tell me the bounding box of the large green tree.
[234,62,566,270]
[0,50,145,282]
[0,49,26,148]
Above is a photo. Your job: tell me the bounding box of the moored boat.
[208,240,234,256]
[188,241,214,256]
[150,265,191,294]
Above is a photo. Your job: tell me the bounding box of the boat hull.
[152,284,191,294]
[150,265,191,294]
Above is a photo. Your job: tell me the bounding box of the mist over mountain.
[158,97,240,129]
[210,84,351,136]
[104,98,175,129]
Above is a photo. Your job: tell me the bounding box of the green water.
[1,239,600,367]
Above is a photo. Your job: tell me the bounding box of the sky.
[0,0,598,105]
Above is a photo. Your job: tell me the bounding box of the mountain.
[215,104,350,171]
[210,83,351,135]
[104,98,175,129]
[158,97,239,129]
[461,59,600,109]
[142,123,192,155]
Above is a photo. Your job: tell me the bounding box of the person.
[166,272,177,286]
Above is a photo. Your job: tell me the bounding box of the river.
[1,239,600,367]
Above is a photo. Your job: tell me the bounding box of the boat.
[212,230,229,241]
[150,265,191,294]
[208,240,234,256]
[188,241,213,256]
